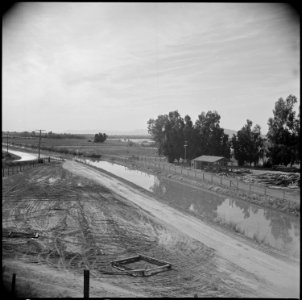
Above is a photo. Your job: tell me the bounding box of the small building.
[191,155,228,171]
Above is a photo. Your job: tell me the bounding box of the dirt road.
[63,160,299,298]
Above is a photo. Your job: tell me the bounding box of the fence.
[5,270,198,298]
[11,144,294,203]
[134,156,298,202]
[2,156,64,178]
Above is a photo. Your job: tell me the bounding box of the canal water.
[84,158,300,259]
[3,148,39,161]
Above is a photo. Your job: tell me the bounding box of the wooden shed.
[191,155,228,171]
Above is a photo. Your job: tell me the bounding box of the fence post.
[84,269,89,298]
[12,273,16,296]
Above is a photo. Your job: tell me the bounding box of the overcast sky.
[2,3,300,134]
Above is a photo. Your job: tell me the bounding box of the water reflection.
[84,159,157,192]
[85,158,300,258]
[216,199,299,257]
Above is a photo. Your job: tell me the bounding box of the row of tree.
[147,110,230,163]
[147,95,300,167]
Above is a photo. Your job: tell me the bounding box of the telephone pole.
[184,140,188,165]
[6,132,9,154]
[35,130,45,160]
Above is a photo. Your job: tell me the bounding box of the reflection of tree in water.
[151,177,299,255]
[228,198,298,248]
[151,177,224,219]
[230,198,251,219]
[150,177,163,195]
[264,208,297,244]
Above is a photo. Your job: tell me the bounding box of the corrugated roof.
[192,155,225,163]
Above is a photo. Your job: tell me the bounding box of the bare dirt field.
[2,160,299,297]
[2,162,249,297]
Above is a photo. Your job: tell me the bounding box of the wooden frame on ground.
[110,254,172,277]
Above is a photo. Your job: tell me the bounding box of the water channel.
[3,148,40,161]
[5,147,299,259]
[83,158,300,259]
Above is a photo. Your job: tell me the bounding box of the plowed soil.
[2,161,299,297]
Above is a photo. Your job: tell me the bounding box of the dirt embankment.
[3,162,250,298]
[63,160,299,298]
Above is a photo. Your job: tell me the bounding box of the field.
[4,136,158,158]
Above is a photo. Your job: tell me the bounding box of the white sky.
[2,3,300,134]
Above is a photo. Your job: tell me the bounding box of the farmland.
[4,135,158,158]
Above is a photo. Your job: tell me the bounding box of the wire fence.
[4,144,298,203]
[2,156,64,178]
[134,156,298,202]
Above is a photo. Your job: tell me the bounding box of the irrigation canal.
[4,148,300,259]
[81,158,300,259]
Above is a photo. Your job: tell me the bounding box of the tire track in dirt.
[63,160,299,298]
[2,162,259,297]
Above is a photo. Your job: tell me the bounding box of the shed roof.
[192,155,226,163]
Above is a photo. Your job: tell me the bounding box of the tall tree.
[267,95,300,166]
[232,120,264,166]
[183,115,199,160]
[162,111,185,163]
[147,114,169,155]
[195,111,230,158]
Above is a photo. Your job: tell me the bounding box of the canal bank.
[75,157,300,260]
[64,159,299,298]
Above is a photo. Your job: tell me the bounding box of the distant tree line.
[45,132,86,139]
[148,95,300,167]
[94,132,107,143]
[10,131,86,139]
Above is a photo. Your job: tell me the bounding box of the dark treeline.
[5,131,86,139]
[45,132,86,139]
[148,95,300,167]
[148,110,230,163]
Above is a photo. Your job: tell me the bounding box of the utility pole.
[6,132,9,154]
[184,140,188,165]
[35,130,45,160]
